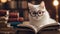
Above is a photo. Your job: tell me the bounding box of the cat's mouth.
[36,16,39,19]
[33,16,42,20]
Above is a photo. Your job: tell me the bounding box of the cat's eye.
[39,12,41,14]
[38,10,41,14]
[38,10,44,14]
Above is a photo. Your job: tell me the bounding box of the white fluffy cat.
[17,1,58,33]
[28,1,57,31]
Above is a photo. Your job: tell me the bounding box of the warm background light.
[1,0,7,3]
[8,0,11,1]
[53,0,59,6]
[53,0,59,22]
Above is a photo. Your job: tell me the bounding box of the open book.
[17,21,59,33]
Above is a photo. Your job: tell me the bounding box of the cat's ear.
[28,3,33,8]
[40,1,45,8]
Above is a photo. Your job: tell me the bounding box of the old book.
[17,21,59,33]
[23,10,29,21]
[8,17,24,22]
[0,10,6,16]
[9,12,19,18]
[9,1,17,9]
[21,1,27,9]
[18,1,21,9]
[8,18,18,22]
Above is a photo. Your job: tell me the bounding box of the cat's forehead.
[30,5,45,11]
[33,5,39,8]
[33,5,40,11]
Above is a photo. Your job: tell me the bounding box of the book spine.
[9,12,19,18]
[9,1,17,9]
[8,18,18,22]
[21,1,28,9]
[23,10,29,21]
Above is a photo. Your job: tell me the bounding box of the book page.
[17,24,38,33]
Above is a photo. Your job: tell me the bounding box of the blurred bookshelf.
[0,0,57,21]
[8,1,17,9]
[0,0,41,21]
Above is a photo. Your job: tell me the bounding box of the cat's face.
[28,1,47,20]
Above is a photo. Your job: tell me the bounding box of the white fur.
[28,1,56,31]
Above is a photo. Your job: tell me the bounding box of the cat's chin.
[34,19,40,21]
[32,17,42,21]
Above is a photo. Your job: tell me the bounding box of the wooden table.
[0,27,16,34]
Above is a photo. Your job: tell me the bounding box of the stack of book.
[8,11,24,28]
[0,10,9,28]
